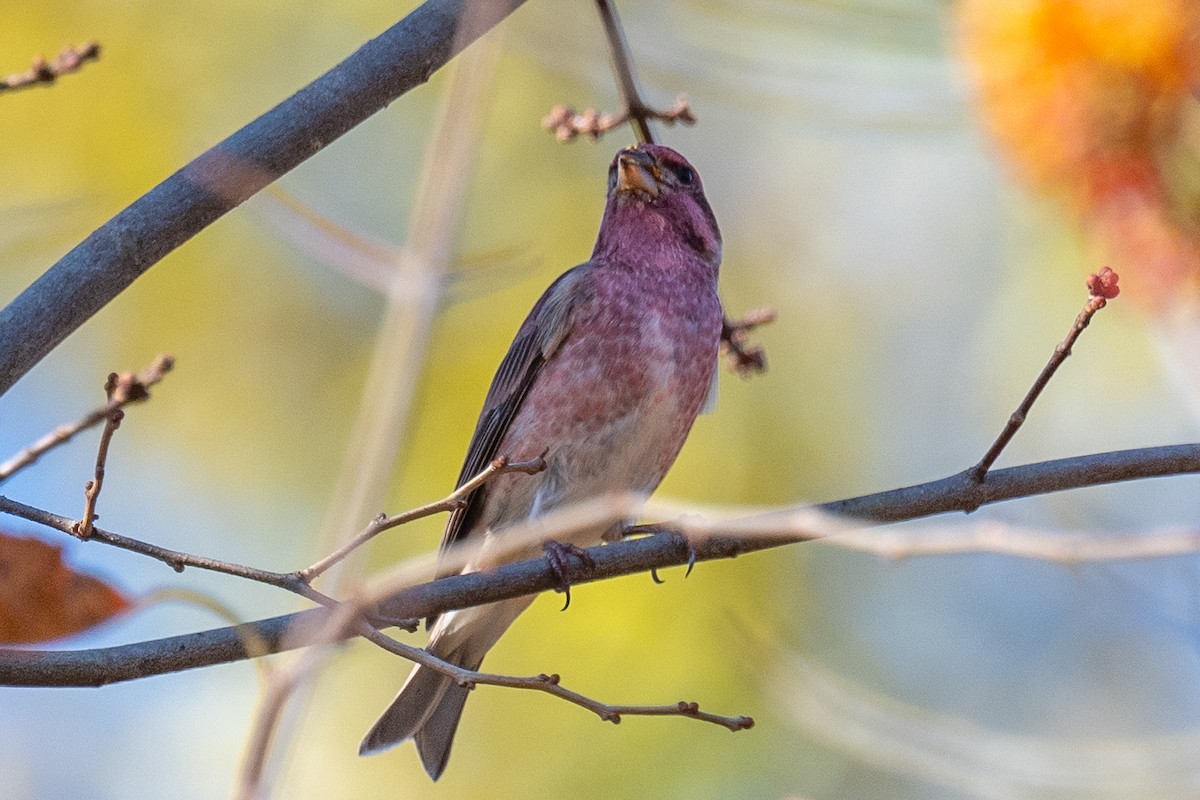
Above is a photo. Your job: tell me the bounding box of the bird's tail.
[358,637,482,781]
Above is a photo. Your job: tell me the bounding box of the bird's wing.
[436,263,591,567]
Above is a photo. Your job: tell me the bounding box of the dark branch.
[0,611,334,687]
[820,442,1186,521]
[4,443,1199,687]
[593,0,653,142]
[0,0,528,399]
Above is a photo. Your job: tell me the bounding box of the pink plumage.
[361,143,724,779]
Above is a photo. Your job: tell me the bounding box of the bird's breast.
[489,267,721,526]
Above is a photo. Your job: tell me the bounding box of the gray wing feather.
[436,264,590,567]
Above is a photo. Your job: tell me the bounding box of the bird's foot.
[658,529,698,579]
[679,530,698,577]
[542,540,596,611]
[623,523,699,582]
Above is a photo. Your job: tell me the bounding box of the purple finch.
[360,143,724,779]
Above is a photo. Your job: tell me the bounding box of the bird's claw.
[649,529,698,581]
[634,527,698,583]
[543,540,596,611]
[683,535,698,578]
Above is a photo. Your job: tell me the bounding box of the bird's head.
[594,143,722,270]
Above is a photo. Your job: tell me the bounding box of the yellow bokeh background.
[4,2,1200,799]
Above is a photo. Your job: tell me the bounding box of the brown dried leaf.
[0,531,130,644]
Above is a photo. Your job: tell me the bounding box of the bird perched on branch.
[360,143,724,779]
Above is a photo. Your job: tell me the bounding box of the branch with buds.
[0,41,101,93]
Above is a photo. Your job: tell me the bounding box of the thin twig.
[76,368,144,538]
[360,624,752,731]
[73,408,123,540]
[543,0,697,145]
[0,493,336,610]
[0,354,174,484]
[236,564,746,800]
[593,0,653,142]
[0,453,543,633]
[474,672,753,730]
[0,41,101,93]
[298,454,546,582]
[542,94,695,143]
[721,307,776,377]
[971,268,1120,481]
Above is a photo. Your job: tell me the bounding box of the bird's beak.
[617,148,660,197]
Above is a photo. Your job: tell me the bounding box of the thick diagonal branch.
[0,0,528,398]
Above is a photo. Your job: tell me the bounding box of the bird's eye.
[607,163,618,192]
[675,166,695,186]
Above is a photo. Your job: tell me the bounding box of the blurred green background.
[4,1,1200,798]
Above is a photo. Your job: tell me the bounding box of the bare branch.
[542,94,696,143]
[0,41,101,93]
[72,408,122,540]
[5,443,1200,687]
[0,0,530,399]
[74,368,152,538]
[0,494,294,585]
[971,268,1120,480]
[0,453,544,623]
[593,0,654,142]
[0,611,333,687]
[363,626,751,730]
[234,570,747,800]
[542,0,696,145]
[0,355,173,484]
[461,671,752,731]
[298,454,546,582]
[331,605,751,731]
[721,307,776,377]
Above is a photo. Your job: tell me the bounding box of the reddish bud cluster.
[1087,267,1121,300]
